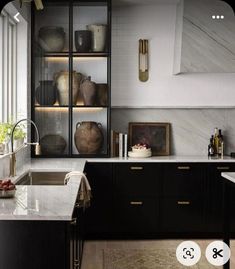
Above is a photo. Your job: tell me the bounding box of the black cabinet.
[113,163,161,236]
[31,0,111,158]
[83,162,113,237]
[161,163,206,234]
[0,216,82,269]
[84,161,235,239]
[206,163,235,234]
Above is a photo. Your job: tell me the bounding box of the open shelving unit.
[31,0,111,158]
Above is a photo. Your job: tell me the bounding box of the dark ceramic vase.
[35,80,57,106]
[80,76,96,106]
[41,134,67,155]
[75,30,91,52]
[74,121,103,154]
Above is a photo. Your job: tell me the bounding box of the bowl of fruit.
[0,179,16,198]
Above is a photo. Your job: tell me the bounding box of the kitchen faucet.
[9,119,41,177]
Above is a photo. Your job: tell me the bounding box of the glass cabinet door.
[32,0,111,157]
[72,0,110,156]
[32,2,70,156]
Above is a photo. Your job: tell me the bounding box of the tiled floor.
[81,240,235,269]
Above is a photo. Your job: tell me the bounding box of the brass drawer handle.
[177,166,190,170]
[177,201,190,205]
[130,201,143,205]
[71,218,77,225]
[217,166,230,170]
[130,166,144,170]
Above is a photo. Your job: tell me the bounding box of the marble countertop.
[221,172,235,184]
[0,159,87,221]
[88,155,235,163]
[1,155,235,222]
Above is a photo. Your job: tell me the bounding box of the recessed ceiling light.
[212,15,216,19]
[221,15,224,19]
[216,15,220,19]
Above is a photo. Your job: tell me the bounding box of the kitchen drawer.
[114,163,161,196]
[161,197,205,233]
[114,196,158,235]
[163,163,205,196]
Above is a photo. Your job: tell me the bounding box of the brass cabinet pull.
[71,218,77,225]
[130,201,143,205]
[177,166,190,170]
[217,166,230,170]
[177,201,190,205]
[130,166,144,170]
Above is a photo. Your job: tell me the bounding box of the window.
[0,9,17,122]
[0,2,28,123]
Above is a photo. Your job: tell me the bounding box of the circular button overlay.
[176,241,201,266]
[205,241,230,266]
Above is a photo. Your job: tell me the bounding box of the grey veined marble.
[111,108,235,156]
[174,0,235,73]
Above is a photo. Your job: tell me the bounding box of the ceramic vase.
[96,83,108,106]
[75,30,91,52]
[74,121,103,154]
[54,71,83,105]
[80,76,96,106]
[35,80,57,106]
[87,24,107,52]
[38,27,65,52]
[41,134,67,155]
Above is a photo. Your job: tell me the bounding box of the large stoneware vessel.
[54,71,83,105]
[74,121,103,154]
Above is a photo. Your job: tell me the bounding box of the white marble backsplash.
[111,108,235,156]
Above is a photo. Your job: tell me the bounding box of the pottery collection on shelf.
[41,134,67,155]
[87,24,107,52]
[38,26,65,52]
[74,121,104,154]
[54,71,83,106]
[35,80,57,106]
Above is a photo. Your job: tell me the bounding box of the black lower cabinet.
[161,197,205,234]
[206,164,235,234]
[114,196,158,237]
[84,162,235,239]
[84,162,113,237]
[161,163,206,235]
[0,208,83,269]
[0,221,71,269]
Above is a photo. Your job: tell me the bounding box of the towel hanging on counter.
[64,171,91,209]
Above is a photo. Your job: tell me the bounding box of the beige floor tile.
[81,240,235,269]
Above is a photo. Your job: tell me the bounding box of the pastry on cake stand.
[128,143,152,158]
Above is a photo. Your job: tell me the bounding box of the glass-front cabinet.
[32,0,111,157]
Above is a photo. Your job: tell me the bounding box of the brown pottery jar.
[74,121,103,154]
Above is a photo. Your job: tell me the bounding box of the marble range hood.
[173,0,235,74]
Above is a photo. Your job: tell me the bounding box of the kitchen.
[1,0,235,268]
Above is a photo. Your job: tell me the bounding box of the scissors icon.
[213,248,223,259]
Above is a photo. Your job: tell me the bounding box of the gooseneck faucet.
[10,119,41,177]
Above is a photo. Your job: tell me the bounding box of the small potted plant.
[12,125,26,150]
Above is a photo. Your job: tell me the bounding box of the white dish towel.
[64,171,91,209]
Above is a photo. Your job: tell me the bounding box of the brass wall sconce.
[139,39,149,82]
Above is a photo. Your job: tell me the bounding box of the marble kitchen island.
[0,158,87,269]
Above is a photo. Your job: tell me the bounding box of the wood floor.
[81,240,235,269]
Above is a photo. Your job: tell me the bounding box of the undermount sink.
[16,172,68,186]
